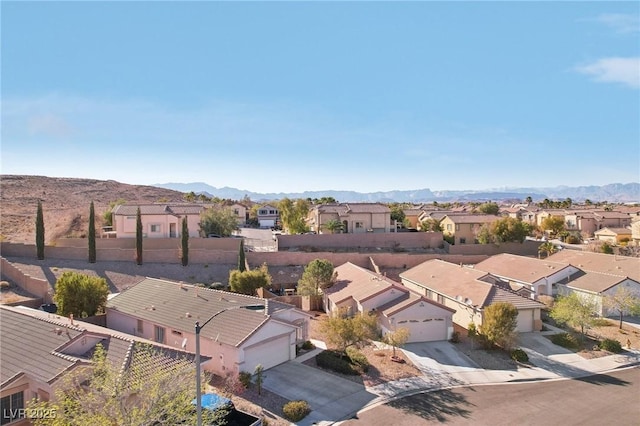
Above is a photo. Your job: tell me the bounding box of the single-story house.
[400,259,545,333]
[547,250,640,282]
[112,204,206,238]
[324,262,455,342]
[106,278,311,376]
[554,271,640,317]
[1,305,199,426]
[474,253,578,297]
[307,203,392,234]
[594,227,632,244]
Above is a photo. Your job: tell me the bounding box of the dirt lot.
[544,317,640,355]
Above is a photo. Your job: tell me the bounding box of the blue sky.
[2,1,639,193]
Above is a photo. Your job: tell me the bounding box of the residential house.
[106,278,310,376]
[307,203,391,234]
[1,305,199,426]
[500,207,538,225]
[324,263,455,342]
[474,253,577,297]
[112,204,205,238]
[256,205,279,229]
[554,270,640,316]
[440,214,498,245]
[632,218,640,246]
[535,209,567,228]
[228,203,247,226]
[400,260,545,332]
[547,250,640,282]
[594,227,632,244]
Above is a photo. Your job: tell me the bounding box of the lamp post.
[195,304,263,426]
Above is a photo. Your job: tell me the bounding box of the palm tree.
[322,219,344,234]
[538,242,557,259]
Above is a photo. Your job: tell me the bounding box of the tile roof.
[548,251,640,282]
[562,270,633,294]
[595,211,632,220]
[484,286,545,310]
[474,253,572,284]
[106,278,270,346]
[376,290,455,317]
[113,204,206,216]
[1,307,85,386]
[400,260,492,308]
[327,263,405,305]
[316,203,391,215]
[594,227,632,235]
[442,214,499,224]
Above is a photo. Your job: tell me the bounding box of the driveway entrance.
[262,361,376,424]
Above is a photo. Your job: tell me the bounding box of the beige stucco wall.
[113,213,202,238]
[277,232,443,250]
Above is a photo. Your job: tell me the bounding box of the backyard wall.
[1,257,53,303]
[277,232,443,250]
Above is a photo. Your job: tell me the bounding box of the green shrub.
[238,371,252,389]
[510,348,529,363]
[599,338,622,353]
[0,281,10,291]
[316,350,359,375]
[449,331,460,343]
[550,333,580,350]
[346,347,369,373]
[282,400,310,422]
[302,340,315,350]
[592,318,613,327]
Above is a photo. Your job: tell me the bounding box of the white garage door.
[242,335,290,373]
[399,318,448,343]
[516,309,534,333]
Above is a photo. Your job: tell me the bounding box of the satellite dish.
[181,338,187,349]
[455,295,462,302]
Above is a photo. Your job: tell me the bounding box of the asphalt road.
[343,367,640,426]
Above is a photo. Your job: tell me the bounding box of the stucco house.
[474,253,577,297]
[256,204,279,229]
[440,214,498,245]
[1,305,199,426]
[323,263,455,342]
[307,203,392,234]
[594,227,632,244]
[547,250,640,282]
[400,260,545,333]
[228,203,247,226]
[554,271,640,317]
[106,278,310,376]
[112,204,205,238]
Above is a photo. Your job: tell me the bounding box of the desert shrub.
[510,348,529,363]
[591,318,613,327]
[282,400,310,422]
[302,340,315,350]
[550,333,580,350]
[599,338,622,353]
[0,281,10,291]
[449,331,460,343]
[565,235,580,244]
[316,350,359,375]
[238,371,252,389]
[346,347,369,373]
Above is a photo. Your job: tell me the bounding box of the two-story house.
[440,214,498,244]
[257,204,279,229]
[307,203,391,234]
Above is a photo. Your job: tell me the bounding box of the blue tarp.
[191,393,233,411]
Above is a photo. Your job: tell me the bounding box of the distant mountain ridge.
[153,182,640,203]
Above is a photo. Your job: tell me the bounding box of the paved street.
[343,367,640,425]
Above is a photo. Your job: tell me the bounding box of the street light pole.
[195,304,263,426]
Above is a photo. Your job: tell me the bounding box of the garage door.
[242,335,291,373]
[398,318,448,343]
[516,309,534,332]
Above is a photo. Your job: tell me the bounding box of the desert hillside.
[0,175,186,243]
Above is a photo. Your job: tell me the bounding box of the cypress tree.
[238,239,246,272]
[135,207,143,265]
[88,201,96,263]
[181,216,189,267]
[36,200,45,260]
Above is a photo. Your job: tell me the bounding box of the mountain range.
[153,182,640,203]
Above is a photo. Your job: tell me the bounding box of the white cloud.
[574,57,640,89]
[594,13,640,34]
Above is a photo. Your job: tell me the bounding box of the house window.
[446,224,452,231]
[234,209,239,215]
[150,224,161,233]
[137,319,144,334]
[171,330,183,336]
[259,210,267,215]
[154,326,165,344]
[355,222,364,229]
[269,210,276,215]
[460,238,466,244]
[1,391,24,425]
[455,224,460,231]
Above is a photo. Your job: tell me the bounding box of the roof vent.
[186,312,191,318]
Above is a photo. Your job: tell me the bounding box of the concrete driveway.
[402,341,479,373]
[262,361,377,425]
